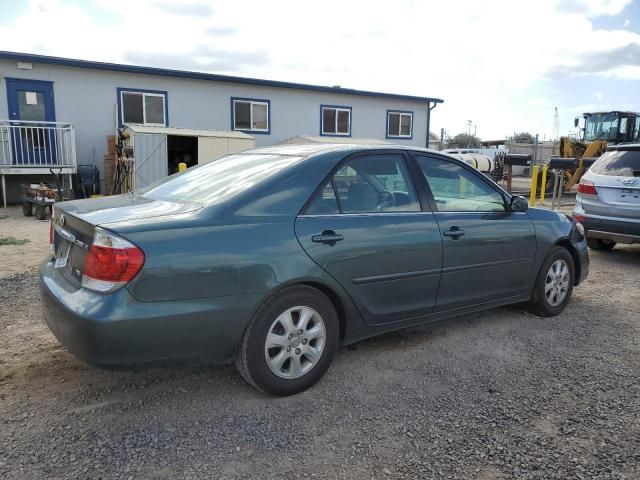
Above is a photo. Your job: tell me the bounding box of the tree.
[511,132,535,144]
[446,133,481,148]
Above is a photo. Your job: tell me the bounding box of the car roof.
[605,143,640,151]
[242,143,437,157]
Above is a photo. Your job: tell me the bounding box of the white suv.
[573,144,640,250]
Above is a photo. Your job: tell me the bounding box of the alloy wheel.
[545,259,570,307]
[264,306,326,379]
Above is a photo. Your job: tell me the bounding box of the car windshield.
[584,113,620,141]
[591,150,640,177]
[138,153,303,204]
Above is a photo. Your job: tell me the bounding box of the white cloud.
[623,18,631,27]
[0,0,637,138]
[528,97,553,107]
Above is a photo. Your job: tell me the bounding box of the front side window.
[416,156,506,212]
[387,111,413,138]
[305,154,420,214]
[584,113,619,141]
[321,106,351,136]
[120,90,166,126]
[232,98,269,133]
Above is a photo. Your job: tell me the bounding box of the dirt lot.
[0,206,49,279]
[0,204,639,479]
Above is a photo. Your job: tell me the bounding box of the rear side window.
[305,154,420,214]
[306,181,340,214]
[591,150,640,177]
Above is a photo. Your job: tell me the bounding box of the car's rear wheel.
[587,238,616,251]
[34,205,46,220]
[235,285,339,396]
[528,246,575,317]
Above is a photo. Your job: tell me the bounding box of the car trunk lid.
[594,176,640,205]
[51,194,201,287]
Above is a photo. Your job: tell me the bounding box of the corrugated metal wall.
[133,133,167,188]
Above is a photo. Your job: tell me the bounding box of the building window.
[321,105,351,136]
[118,88,167,127]
[231,98,270,133]
[387,110,413,139]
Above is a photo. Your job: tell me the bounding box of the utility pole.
[467,120,473,148]
[553,106,560,155]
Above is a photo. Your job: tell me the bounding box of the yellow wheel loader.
[559,111,640,189]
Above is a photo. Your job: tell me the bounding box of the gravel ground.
[0,206,49,279]
[1,245,639,479]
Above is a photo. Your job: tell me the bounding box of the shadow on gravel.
[590,244,640,267]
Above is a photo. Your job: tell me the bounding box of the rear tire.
[528,246,575,317]
[587,238,615,251]
[235,285,339,396]
[34,205,46,220]
[22,202,32,217]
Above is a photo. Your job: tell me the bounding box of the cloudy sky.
[1,0,639,140]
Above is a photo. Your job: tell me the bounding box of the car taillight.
[573,214,585,223]
[81,227,144,293]
[577,179,597,195]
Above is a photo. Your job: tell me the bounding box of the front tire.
[587,238,615,251]
[528,246,575,317]
[235,285,339,396]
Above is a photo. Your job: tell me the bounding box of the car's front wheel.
[529,246,575,317]
[236,285,339,396]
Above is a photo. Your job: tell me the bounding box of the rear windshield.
[591,150,640,177]
[138,153,303,204]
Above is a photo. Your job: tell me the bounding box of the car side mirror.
[510,195,529,213]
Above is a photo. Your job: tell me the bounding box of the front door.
[295,152,442,324]
[6,78,57,165]
[413,154,537,311]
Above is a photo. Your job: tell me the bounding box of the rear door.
[413,154,536,311]
[295,152,442,325]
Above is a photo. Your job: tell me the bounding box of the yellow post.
[529,165,539,206]
[178,162,187,172]
[539,164,548,204]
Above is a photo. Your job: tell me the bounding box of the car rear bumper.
[574,212,640,244]
[39,258,262,366]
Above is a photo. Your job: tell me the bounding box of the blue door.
[6,78,57,165]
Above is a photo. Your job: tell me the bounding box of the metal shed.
[121,126,254,188]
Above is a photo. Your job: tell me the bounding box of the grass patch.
[0,236,30,246]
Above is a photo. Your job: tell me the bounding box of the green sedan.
[40,144,589,395]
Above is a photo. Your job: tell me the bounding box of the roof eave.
[0,51,444,105]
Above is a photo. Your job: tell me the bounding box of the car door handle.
[442,227,465,239]
[311,230,344,245]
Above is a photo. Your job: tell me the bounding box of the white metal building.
[0,51,443,204]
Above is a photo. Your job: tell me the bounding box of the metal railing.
[0,120,76,169]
